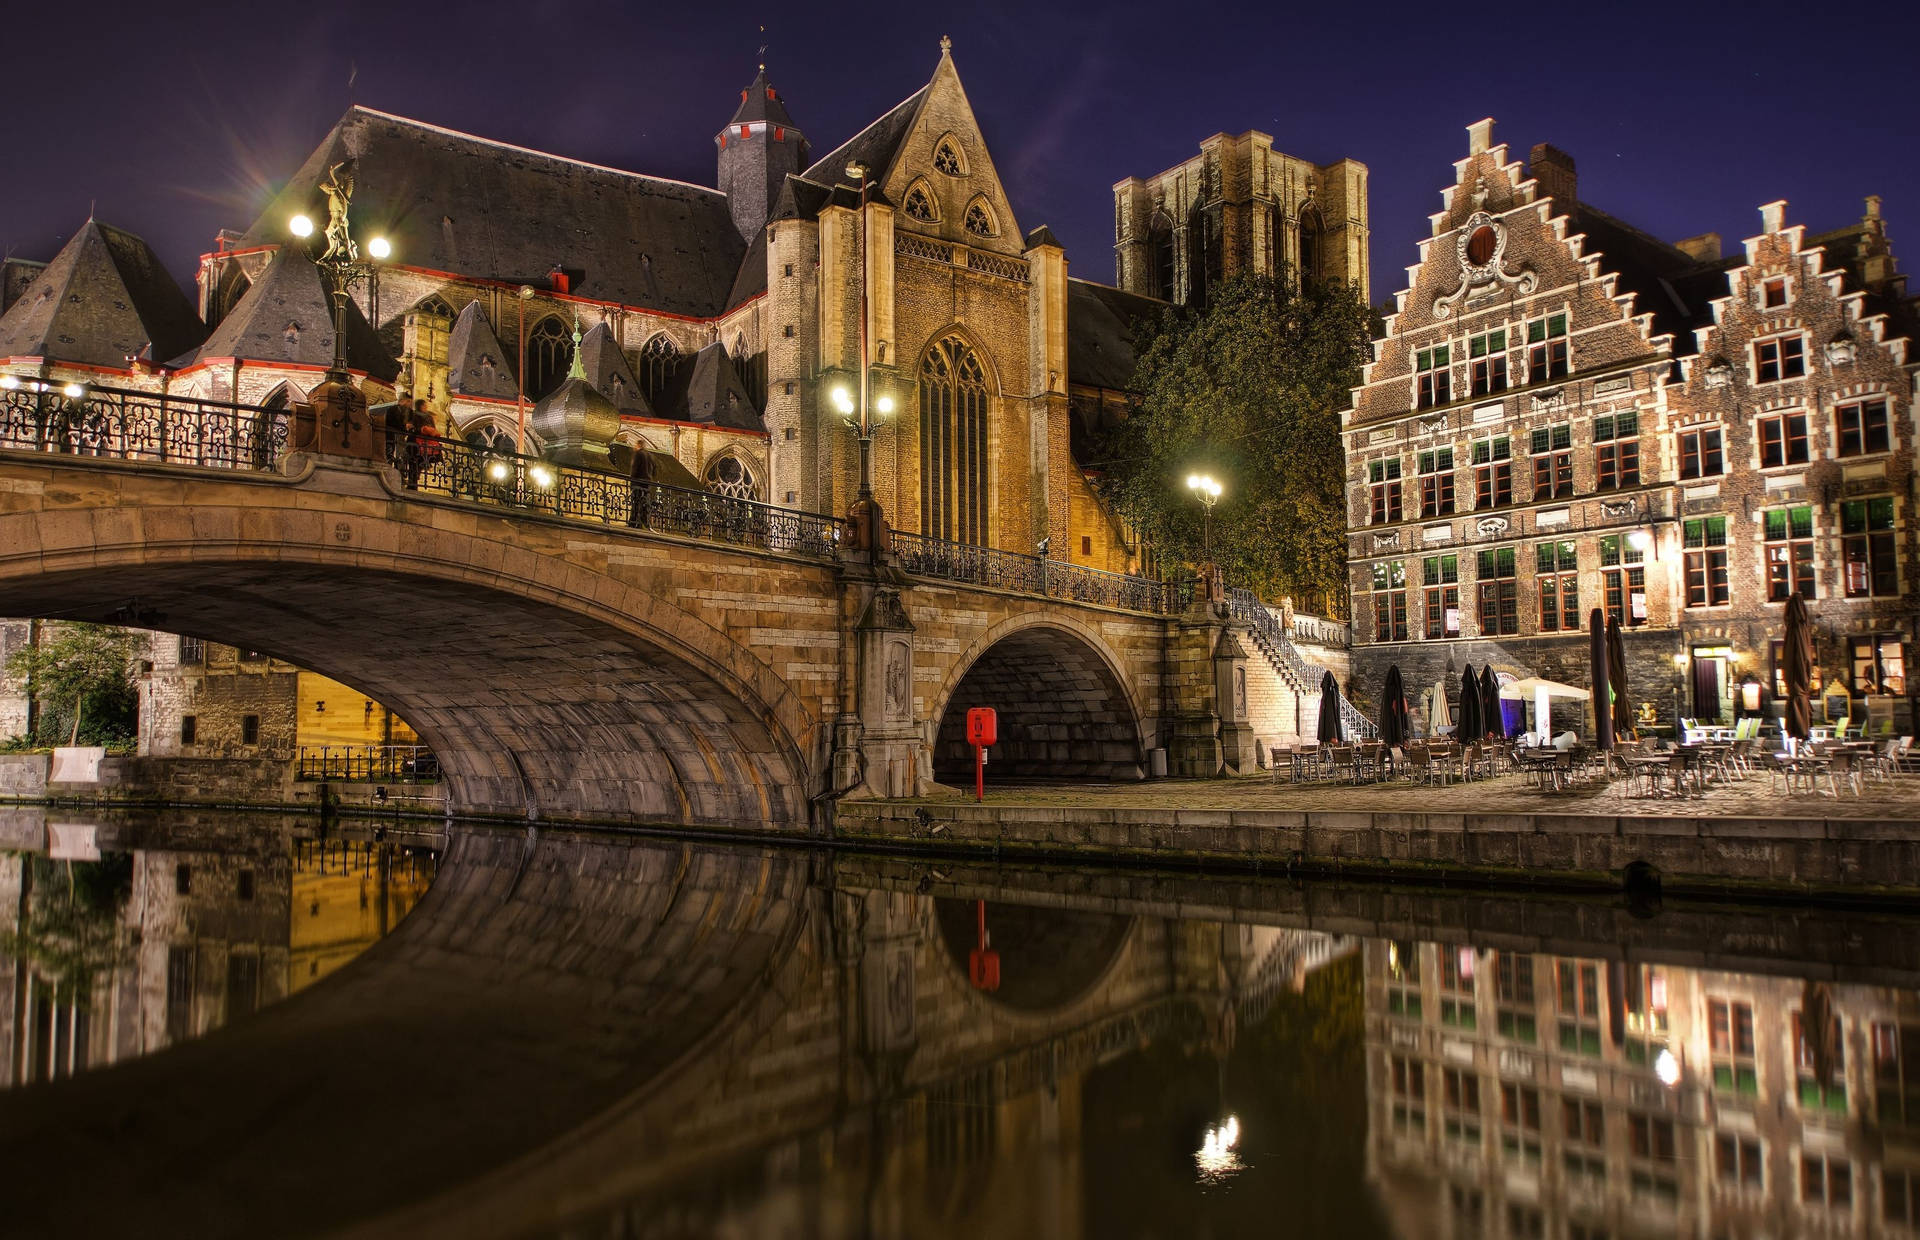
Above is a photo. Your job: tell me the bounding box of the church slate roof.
[770,175,836,223]
[1566,201,1725,355]
[803,86,930,186]
[666,341,763,431]
[1067,278,1163,393]
[241,107,747,319]
[726,228,769,310]
[182,247,397,380]
[445,301,520,401]
[578,321,652,416]
[0,220,204,369]
[728,69,798,129]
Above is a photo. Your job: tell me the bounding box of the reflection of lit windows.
[1442,1068,1481,1145]
[1557,961,1602,1055]
[1794,1009,1849,1113]
[1715,1133,1763,1187]
[1390,1055,1426,1134]
[1494,952,1536,1043]
[1628,1112,1678,1204]
[1623,965,1669,1067]
[1505,1205,1543,1239]
[1562,1099,1605,1183]
[1874,1022,1920,1128]
[1438,945,1475,1028]
[1708,998,1758,1096]
[1386,940,1421,1019]
[1500,1083,1542,1165]
[1801,1154,1853,1208]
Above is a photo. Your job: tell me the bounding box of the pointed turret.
[529,319,619,467]
[0,220,204,369]
[716,66,809,243]
[184,246,393,378]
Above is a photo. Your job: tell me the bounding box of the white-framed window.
[1754,333,1808,383]
[1759,274,1791,309]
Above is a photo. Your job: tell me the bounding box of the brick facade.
[1346,119,1919,734]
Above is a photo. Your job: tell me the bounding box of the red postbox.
[965,707,997,802]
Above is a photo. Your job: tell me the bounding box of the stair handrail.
[1227,587,1376,739]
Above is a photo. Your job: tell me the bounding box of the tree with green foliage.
[4,623,143,748]
[1093,271,1375,615]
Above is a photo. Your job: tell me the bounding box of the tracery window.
[964,200,995,238]
[920,336,990,545]
[640,334,680,408]
[1148,211,1175,303]
[463,422,516,454]
[525,316,570,400]
[1297,203,1324,284]
[933,140,964,176]
[733,334,766,410]
[703,453,759,501]
[903,182,937,222]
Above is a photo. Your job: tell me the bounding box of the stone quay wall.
[836,800,1920,901]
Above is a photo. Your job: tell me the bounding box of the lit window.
[1837,397,1891,457]
[1678,425,1724,479]
[1536,541,1578,631]
[1757,409,1809,467]
[1369,458,1403,524]
[1529,423,1573,500]
[1526,313,1569,382]
[1841,497,1897,597]
[1683,516,1729,608]
[1850,635,1905,696]
[1469,329,1507,397]
[1763,507,1815,601]
[1476,546,1518,636]
[1472,436,1511,509]
[1423,555,1460,638]
[1418,448,1454,518]
[1600,535,1647,626]
[1372,561,1407,642]
[1415,344,1451,408]
[1754,334,1807,383]
[1594,412,1639,489]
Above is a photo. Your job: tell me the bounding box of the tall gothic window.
[525,316,570,400]
[1298,203,1324,285]
[1187,203,1214,306]
[640,334,680,408]
[1148,210,1175,302]
[920,336,990,545]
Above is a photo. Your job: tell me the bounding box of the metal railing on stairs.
[1227,588,1375,739]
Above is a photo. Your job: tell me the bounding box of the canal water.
[2,806,1916,1239]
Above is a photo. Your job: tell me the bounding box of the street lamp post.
[1186,472,1222,559]
[289,160,391,460]
[834,160,895,556]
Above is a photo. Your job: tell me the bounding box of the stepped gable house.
[0,41,1164,574]
[1346,119,1920,734]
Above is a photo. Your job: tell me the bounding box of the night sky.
[7,0,1918,309]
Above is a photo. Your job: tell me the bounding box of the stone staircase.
[1229,589,1375,755]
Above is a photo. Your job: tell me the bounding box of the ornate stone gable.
[876,53,1024,255]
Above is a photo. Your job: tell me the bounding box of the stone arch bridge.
[0,383,1326,829]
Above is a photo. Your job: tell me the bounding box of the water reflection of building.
[2,828,434,1087]
[1364,939,1920,1237]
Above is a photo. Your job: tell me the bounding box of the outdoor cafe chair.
[1826,750,1861,798]
[1328,746,1358,784]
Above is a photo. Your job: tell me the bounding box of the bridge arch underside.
[933,627,1146,783]
[5,564,806,827]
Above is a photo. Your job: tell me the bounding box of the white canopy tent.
[1498,677,1592,744]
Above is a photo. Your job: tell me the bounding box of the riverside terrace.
[842,752,1920,902]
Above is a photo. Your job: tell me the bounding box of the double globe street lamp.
[1187,472,1223,559]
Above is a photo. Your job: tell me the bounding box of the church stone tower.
[716,68,809,243]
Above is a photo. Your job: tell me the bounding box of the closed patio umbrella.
[1784,591,1815,749]
[1380,666,1410,747]
[1456,663,1480,744]
[1317,670,1344,744]
[1590,608,1614,752]
[1428,675,1453,736]
[1607,616,1633,741]
[1479,665,1503,740]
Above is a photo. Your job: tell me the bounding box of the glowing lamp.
[366,236,391,260]
[876,394,895,416]
[62,383,84,399]
[831,386,854,414]
[1628,529,1653,552]
[529,465,554,489]
[289,215,314,238]
[487,461,511,482]
[1654,1048,1681,1087]
[0,375,18,390]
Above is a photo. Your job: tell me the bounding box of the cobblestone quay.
[836,773,1920,902]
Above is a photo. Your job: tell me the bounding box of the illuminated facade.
[1347,119,1920,735]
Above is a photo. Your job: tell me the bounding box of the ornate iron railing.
[399,437,846,558]
[1228,587,1375,738]
[891,529,1191,614]
[296,744,441,783]
[0,379,288,470]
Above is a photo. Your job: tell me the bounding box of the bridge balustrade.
[0,379,288,469]
[891,529,1194,615]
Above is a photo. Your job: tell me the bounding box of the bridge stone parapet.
[0,446,1254,827]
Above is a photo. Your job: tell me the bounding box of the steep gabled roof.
[727,68,799,129]
[241,107,746,318]
[578,321,652,416]
[446,301,519,400]
[666,341,763,431]
[726,228,769,310]
[771,174,835,223]
[0,220,203,368]
[185,247,395,379]
[1568,200,1725,354]
[803,85,930,186]
[1067,278,1163,393]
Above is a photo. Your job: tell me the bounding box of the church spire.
[567,313,586,381]
[716,64,809,243]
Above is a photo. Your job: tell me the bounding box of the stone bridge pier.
[0,448,1261,827]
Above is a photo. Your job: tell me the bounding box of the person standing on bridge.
[403,400,441,489]
[627,444,655,529]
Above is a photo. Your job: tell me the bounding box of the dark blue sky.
[7,0,1917,308]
